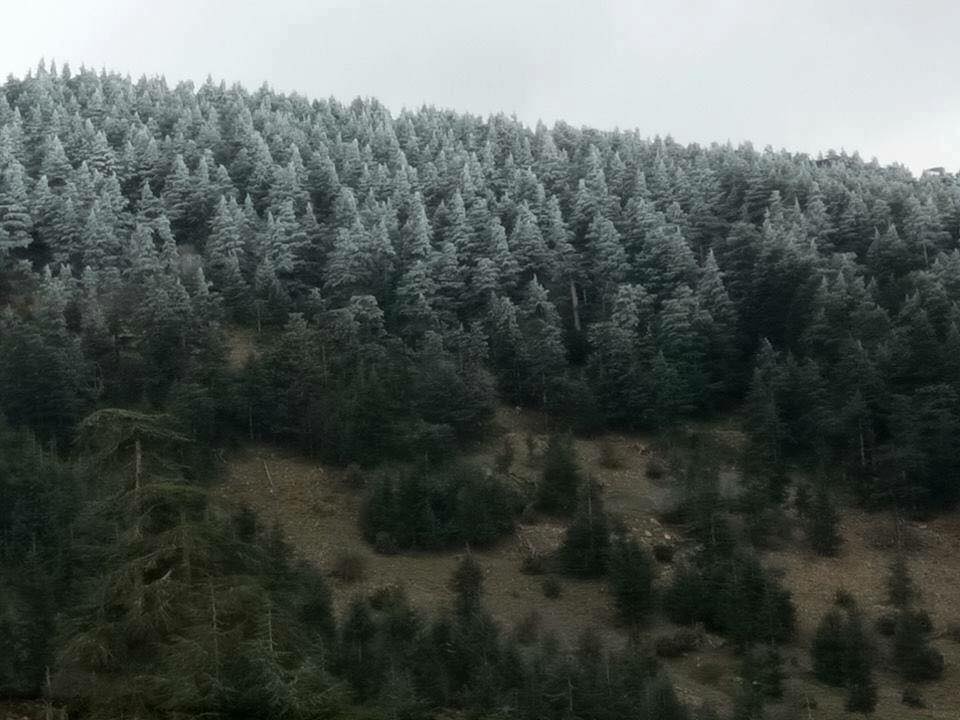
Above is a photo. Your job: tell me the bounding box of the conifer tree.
[517,277,566,404]
[607,534,656,625]
[0,161,34,250]
[887,555,916,609]
[40,135,73,188]
[806,485,842,556]
[558,484,610,577]
[451,552,485,618]
[585,214,629,298]
[511,201,551,279]
[537,432,583,515]
[398,191,432,270]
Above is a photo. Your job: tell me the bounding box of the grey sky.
[3,0,958,174]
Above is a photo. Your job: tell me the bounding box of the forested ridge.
[1,61,959,719]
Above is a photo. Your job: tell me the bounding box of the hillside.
[218,408,960,720]
[3,62,960,719]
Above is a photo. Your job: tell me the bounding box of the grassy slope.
[217,406,960,719]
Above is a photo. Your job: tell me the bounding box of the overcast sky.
[2,0,958,174]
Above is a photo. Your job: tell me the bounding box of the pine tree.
[887,555,916,609]
[843,608,877,713]
[812,607,847,685]
[511,201,551,279]
[746,340,784,469]
[585,214,629,296]
[491,217,520,294]
[0,161,34,250]
[206,196,245,279]
[637,223,698,298]
[517,277,566,405]
[893,609,944,682]
[697,249,740,399]
[607,534,655,625]
[398,191,432,270]
[537,432,583,515]
[450,552,485,618]
[806,485,842,556]
[40,135,73,188]
[558,485,610,577]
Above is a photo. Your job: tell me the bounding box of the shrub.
[597,439,623,469]
[653,543,675,564]
[902,686,924,708]
[520,552,546,575]
[845,676,878,714]
[542,577,562,599]
[518,503,538,525]
[746,505,791,550]
[368,583,406,611]
[513,610,542,645]
[833,589,857,610]
[946,622,960,643]
[654,629,701,658]
[876,612,897,637]
[494,437,515,473]
[374,531,398,555]
[329,551,368,583]
[525,433,538,465]
[865,520,923,552]
[342,462,365,489]
[792,483,811,518]
[645,458,666,481]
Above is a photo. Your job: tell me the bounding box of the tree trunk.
[210,581,221,685]
[569,279,581,332]
[134,437,142,538]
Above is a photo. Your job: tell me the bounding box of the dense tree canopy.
[1,64,959,506]
[2,59,959,720]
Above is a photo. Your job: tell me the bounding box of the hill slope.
[219,411,960,719]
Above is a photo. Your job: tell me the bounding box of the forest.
[1,60,959,719]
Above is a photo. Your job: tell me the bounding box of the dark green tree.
[607,534,656,625]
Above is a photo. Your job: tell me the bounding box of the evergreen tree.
[893,609,944,682]
[450,552,485,618]
[558,484,610,577]
[806,484,842,556]
[0,161,33,251]
[812,607,847,686]
[843,608,878,713]
[607,534,656,625]
[517,277,566,405]
[537,432,583,515]
[511,201,551,279]
[887,555,916,610]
